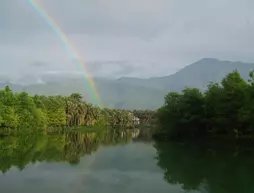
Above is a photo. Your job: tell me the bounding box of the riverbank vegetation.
[0,86,134,131]
[132,110,157,125]
[156,70,254,139]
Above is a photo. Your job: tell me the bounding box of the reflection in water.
[0,128,180,193]
[154,141,254,193]
[0,129,137,173]
[1,129,254,193]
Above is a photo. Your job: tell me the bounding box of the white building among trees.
[133,116,140,125]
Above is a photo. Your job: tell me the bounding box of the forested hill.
[1,58,254,109]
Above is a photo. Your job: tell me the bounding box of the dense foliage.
[156,70,254,139]
[132,110,157,124]
[0,87,134,130]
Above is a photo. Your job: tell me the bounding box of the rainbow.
[26,0,102,107]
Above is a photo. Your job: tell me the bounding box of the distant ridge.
[1,58,254,109]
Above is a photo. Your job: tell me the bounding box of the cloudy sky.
[1,0,254,78]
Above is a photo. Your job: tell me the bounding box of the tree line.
[156,70,254,139]
[132,110,157,125]
[0,86,134,130]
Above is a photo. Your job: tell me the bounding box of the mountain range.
[1,58,254,109]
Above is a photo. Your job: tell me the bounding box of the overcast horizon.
[1,0,254,79]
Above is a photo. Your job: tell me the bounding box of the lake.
[0,129,254,193]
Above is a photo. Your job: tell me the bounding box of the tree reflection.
[0,128,134,173]
[154,141,254,193]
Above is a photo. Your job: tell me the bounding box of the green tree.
[156,70,254,139]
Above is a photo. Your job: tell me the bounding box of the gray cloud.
[84,60,139,77]
[86,60,131,70]
[30,61,48,68]
[1,0,254,78]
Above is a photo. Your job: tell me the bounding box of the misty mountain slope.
[21,78,165,110]
[101,58,254,108]
[117,58,254,92]
[157,58,254,91]
[96,80,165,109]
[116,77,154,88]
[0,79,164,109]
[1,58,254,109]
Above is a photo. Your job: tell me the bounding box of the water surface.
[0,129,254,193]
